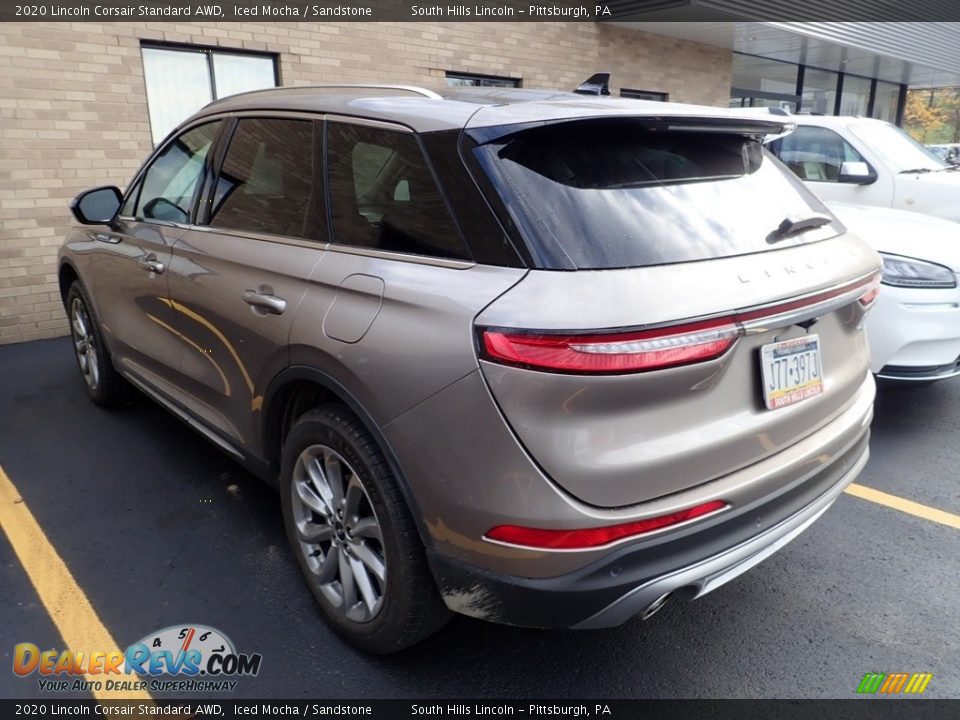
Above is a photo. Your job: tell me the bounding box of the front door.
[89,120,223,401]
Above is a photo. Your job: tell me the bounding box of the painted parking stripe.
[0,463,153,701]
[845,482,960,531]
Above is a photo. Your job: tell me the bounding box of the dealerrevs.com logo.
[13,624,262,693]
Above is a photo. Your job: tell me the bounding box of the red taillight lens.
[481,318,741,374]
[486,500,728,550]
[480,271,881,375]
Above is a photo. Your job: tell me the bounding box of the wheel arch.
[58,260,80,305]
[261,366,433,549]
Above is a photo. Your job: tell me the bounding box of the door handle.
[94,233,122,244]
[138,257,165,274]
[243,290,286,315]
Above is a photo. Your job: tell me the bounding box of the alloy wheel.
[70,297,99,390]
[290,444,387,623]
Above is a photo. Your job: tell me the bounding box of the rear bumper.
[428,428,869,629]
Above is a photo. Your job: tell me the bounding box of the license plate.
[760,335,823,410]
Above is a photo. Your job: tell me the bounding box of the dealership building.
[1,19,958,344]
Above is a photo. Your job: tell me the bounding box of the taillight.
[481,318,741,375]
[858,275,881,308]
[480,271,880,375]
[486,500,728,550]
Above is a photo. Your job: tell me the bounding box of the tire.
[65,280,131,407]
[280,404,450,653]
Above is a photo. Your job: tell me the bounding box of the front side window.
[472,118,840,270]
[326,123,470,261]
[849,122,945,173]
[771,126,865,182]
[209,118,316,239]
[133,121,221,224]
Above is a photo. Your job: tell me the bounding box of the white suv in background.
[826,201,960,383]
[766,115,960,223]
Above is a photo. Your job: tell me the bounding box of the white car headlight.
[880,254,957,289]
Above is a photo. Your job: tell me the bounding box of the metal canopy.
[613,20,960,87]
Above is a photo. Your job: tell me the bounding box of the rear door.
[89,120,222,400]
[165,116,325,449]
[288,119,526,427]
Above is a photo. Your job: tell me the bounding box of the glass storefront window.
[801,68,839,114]
[728,54,905,125]
[731,53,798,98]
[839,75,871,116]
[872,81,901,123]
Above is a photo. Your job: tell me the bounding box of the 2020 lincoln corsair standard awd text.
[59,83,880,652]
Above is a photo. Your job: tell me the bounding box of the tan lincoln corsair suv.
[59,83,880,653]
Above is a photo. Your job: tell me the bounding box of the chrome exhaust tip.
[639,591,672,620]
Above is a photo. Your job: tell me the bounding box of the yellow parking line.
[845,482,960,531]
[0,463,153,701]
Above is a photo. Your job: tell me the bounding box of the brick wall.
[0,21,732,344]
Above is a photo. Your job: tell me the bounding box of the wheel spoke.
[323,451,345,506]
[343,474,364,519]
[338,547,357,609]
[306,456,336,510]
[349,516,382,542]
[314,545,339,584]
[88,349,99,386]
[295,480,329,517]
[74,310,88,337]
[349,555,379,613]
[350,541,385,584]
[298,520,334,543]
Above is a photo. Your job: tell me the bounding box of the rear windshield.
[472,119,841,270]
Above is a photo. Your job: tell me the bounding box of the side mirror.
[838,161,877,185]
[70,186,122,225]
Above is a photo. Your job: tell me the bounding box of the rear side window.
[473,118,840,270]
[770,125,866,181]
[133,121,221,224]
[326,123,470,261]
[210,118,317,239]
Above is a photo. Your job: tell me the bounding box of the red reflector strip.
[486,500,728,550]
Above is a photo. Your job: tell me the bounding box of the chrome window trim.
[324,242,475,269]
[185,226,475,269]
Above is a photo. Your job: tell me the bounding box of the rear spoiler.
[467,114,794,145]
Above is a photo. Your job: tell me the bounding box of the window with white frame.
[141,44,278,145]
[445,71,520,88]
[620,88,669,102]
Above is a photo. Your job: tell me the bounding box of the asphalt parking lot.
[2,336,959,700]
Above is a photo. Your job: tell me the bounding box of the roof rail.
[269,83,443,99]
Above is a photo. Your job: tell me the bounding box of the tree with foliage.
[904,87,960,144]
